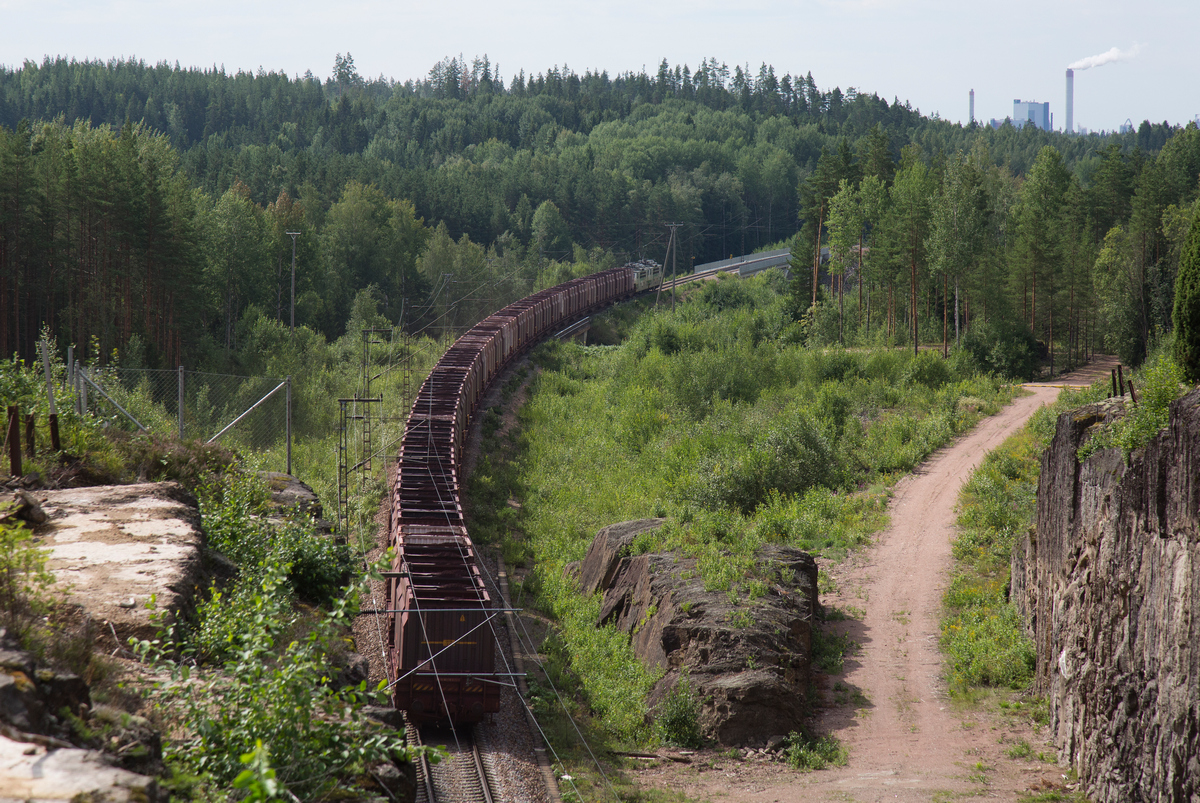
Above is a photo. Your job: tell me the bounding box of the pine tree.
[1173,208,1200,382]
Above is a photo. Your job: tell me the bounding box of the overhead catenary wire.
[362,268,657,803]
[385,272,628,799]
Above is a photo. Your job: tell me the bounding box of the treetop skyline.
[1,0,1194,133]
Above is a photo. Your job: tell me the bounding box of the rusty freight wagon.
[385,266,638,725]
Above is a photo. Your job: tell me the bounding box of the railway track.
[408,717,496,803]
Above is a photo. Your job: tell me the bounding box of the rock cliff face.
[577,519,818,746]
[1011,387,1200,803]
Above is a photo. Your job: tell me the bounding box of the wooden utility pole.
[667,224,681,313]
[6,407,20,477]
[812,205,823,306]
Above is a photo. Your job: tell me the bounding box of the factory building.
[1013,99,1052,131]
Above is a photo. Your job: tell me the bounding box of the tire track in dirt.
[635,359,1116,802]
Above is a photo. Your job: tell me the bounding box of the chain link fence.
[74,364,292,472]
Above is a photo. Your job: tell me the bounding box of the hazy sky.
[3,0,1196,134]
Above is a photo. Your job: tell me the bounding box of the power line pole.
[668,224,682,313]
[286,231,300,335]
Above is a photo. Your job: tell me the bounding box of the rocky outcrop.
[32,482,208,648]
[579,520,818,746]
[0,630,161,802]
[1012,387,1200,803]
[258,471,324,519]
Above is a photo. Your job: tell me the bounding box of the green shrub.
[199,470,351,603]
[959,318,1039,379]
[679,412,833,513]
[0,512,54,646]
[862,349,905,382]
[654,676,703,748]
[134,565,429,799]
[811,627,857,675]
[698,276,755,312]
[1078,355,1185,462]
[782,729,848,770]
[902,350,952,388]
[189,564,295,664]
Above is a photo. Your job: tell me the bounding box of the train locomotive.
[386,264,648,723]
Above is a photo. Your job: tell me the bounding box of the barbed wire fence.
[73,363,293,473]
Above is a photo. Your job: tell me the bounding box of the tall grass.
[941,381,1108,692]
[467,271,1019,742]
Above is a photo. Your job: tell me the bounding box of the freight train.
[386,262,659,723]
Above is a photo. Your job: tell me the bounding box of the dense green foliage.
[1173,208,1200,381]
[654,676,703,749]
[782,728,850,771]
[1,351,409,799]
[0,513,54,646]
[3,55,1200,381]
[198,470,353,606]
[135,565,413,798]
[468,273,1016,740]
[1076,354,1187,462]
[134,471,425,800]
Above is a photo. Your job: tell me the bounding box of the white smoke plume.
[1069,45,1141,71]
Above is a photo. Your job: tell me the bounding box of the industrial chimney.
[1065,69,1074,133]
[969,88,975,124]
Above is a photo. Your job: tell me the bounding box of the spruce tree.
[1173,208,1200,382]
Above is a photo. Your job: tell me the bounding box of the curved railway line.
[372,262,664,801]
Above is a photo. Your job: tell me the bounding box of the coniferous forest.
[4,53,1200,802]
[1,54,1198,370]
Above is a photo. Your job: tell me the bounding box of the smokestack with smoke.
[1069,45,1141,71]
[1065,45,1138,132]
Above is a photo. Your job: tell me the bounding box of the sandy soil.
[630,358,1116,802]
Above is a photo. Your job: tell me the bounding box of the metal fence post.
[286,376,292,476]
[77,363,87,414]
[178,365,185,440]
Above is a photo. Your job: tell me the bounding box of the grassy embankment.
[464,270,1020,795]
[0,326,450,800]
[941,351,1186,802]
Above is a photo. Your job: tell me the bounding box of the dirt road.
[786,384,1064,801]
[635,361,1115,801]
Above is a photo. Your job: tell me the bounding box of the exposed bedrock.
[1012,387,1200,803]
[32,482,211,648]
[577,519,818,746]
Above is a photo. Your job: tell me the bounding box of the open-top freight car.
[386,265,638,724]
